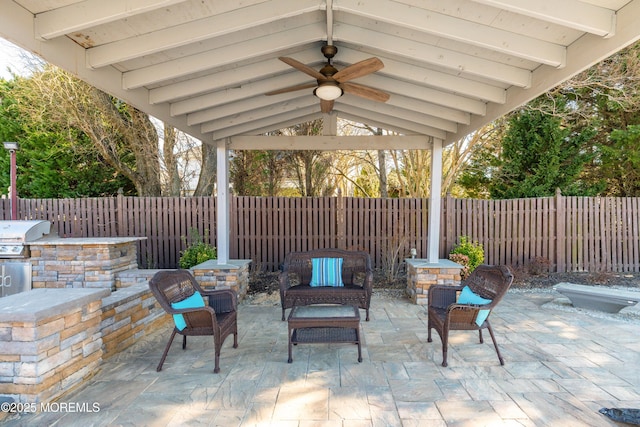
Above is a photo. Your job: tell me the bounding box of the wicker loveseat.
[279,249,374,321]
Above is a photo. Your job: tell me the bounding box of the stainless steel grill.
[0,220,51,258]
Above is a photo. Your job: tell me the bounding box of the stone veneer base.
[191,259,252,300]
[0,288,110,404]
[405,259,463,305]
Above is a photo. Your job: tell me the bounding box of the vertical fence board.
[4,195,640,273]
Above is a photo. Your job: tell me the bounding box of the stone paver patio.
[4,290,640,426]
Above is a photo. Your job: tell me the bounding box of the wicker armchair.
[279,249,374,321]
[149,269,238,373]
[427,264,513,367]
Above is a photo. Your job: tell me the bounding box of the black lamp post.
[3,142,19,220]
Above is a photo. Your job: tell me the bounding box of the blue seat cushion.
[458,285,492,327]
[171,292,205,331]
[310,257,344,287]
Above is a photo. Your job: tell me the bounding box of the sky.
[0,38,34,79]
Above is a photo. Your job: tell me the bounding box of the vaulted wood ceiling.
[2,0,640,149]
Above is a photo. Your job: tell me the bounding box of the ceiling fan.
[265,45,390,113]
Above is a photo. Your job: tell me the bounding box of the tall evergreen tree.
[489,108,598,199]
[0,79,135,197]
[601,125,640,196]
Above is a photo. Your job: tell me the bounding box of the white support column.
[427,137,443,263]
[216,138,230,264]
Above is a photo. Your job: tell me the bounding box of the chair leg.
[157,329,178,372]
[486,321,505,365]
[281,308,286,321]
[182,335,187,349]
[233,326,239,349]
[478,329,484,344]
[214,337,221,373]
[441,331,449,367]
[365,308,370,321]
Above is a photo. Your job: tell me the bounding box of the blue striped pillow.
[310,257,344,287]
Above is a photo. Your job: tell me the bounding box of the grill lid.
[0,220,51,243]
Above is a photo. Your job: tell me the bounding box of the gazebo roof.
[2,0,639,150]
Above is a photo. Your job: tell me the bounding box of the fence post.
[116,189,125,237]
[336,189,345,249]
[555,188,565,273]
[442,193,454,257]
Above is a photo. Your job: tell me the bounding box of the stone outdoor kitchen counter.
[0,288,110,404]
[32,236,146,245]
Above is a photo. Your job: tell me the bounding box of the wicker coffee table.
[287,305,362,363]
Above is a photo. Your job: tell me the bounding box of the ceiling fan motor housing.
[321,45,338,59]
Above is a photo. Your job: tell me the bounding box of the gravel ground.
[512,270,640,290]
[244,268,640,305]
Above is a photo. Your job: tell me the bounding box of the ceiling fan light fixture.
[314,82,343,101]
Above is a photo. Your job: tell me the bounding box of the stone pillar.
[191,259,251,301]
[405,259,463,305]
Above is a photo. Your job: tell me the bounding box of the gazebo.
[2,0,639,267]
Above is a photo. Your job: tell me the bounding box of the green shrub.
[179,228,217,269]
[449,236,484,275]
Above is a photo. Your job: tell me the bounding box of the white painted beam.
[149,49,321,104]
[87,0,320,67]
[237,113,326,139]
[123,23,325,88]
[211,112,323,141]
[201,97,319,131]
[336,0,566,67]
[170,72,313,116]
[208,105,320,138]
[187,90,306,126]
[469,0,616,37]
[334,24,533,87]
[175,68,487,120]
[339,95,458,133]
[34,0,187,40]
[337,111,418,136]
[189,84,472,133]
[359,74,488,116]
[229,135,432,150]
[337,47,507,104]
[386,94,471,125]
[336,104,447,140]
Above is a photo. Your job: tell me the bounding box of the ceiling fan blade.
[341,82,390,102]
[279,57,325,80]
[333,57,384,83]
[265,82,317,96]
[320,99,334,114]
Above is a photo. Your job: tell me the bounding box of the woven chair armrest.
[202,289,237,313]
[428,285,462,309]
[445,304,485,325]
[279,270,296,291]
[167,305,215,316]
[447,303,490,313]
[363,270,374,293]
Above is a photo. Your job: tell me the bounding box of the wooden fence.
[3,192,639,273]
